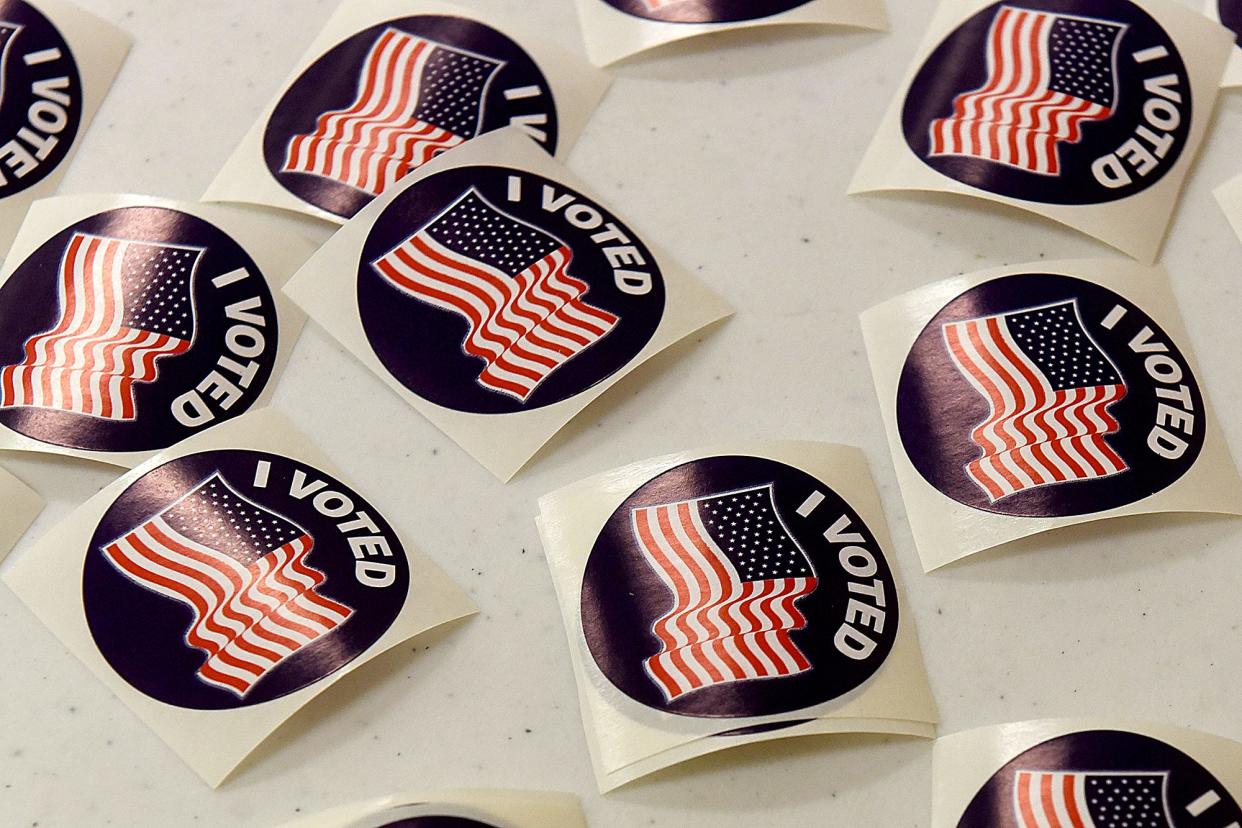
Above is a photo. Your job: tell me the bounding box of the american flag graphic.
[632,485,818,702]
[928,6,1125,175]
[0,23,20,109]
[1013,771,1174,828]
[943,300,1127,502]
[100,473,354,697]
[372,188,619,402]
[0,233,200,421]
[283,28,504,196]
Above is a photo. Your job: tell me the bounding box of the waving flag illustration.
[372,188,619,402]
[631,485,818,702]
[0,233,200,420]
[942,300,1127,502]
[1014,771,1174,828]
[0,23,21,109]
[283,28,504,196]
[928,6,1125,175]
[100,473,354,697]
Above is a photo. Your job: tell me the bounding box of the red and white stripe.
[282,29,468,196]
[928,7,1114,175]
[1013,771,1097,828]
[631,500,817,702]
[0,234,190,421]
[102,515,353,697]
[373,231,618,402]
[942,314,1127,503]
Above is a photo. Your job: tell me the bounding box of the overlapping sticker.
[0,462,40,561]
[204,0,610,224]
[283,128,732,481]
[1206,0,1242,87]
[933,719,1242,827]
[0,0,129,258]
[850,0,1231,262]
[279,790,585,828]
[537,441,937,791]
[0,195,313,467]
[570,0,888,66]
[2,408,476,786]
[862,258,1242,571]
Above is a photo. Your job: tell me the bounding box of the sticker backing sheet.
[862,258,1242,571]
[2,408,477,787]
[1206,0,1242,87]
[570,0,888,67]
[933,719,1242,827]
[279,789,585,828]
[0,462,41,562]
[538,441,937,792]
[204,0,610,225]
[849,0,1232,262]
[1215,172,1242,242]
[0,194,314,467]
[0,0,129,259]
[283,128,733,482]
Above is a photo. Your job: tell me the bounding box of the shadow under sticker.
[580,454,898,719]
[263,15,558,220]
[958,730,1242,827]
[896,272,1204,517]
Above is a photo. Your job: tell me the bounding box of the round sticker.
[1220,0,1242,42]
[0,206,280,453]
[83,449,410,710]
[350,806,502,828]
[600,0,815,24]
[957,730,1242,827]
[902,0,1191,205]
[0,0,82,199]
[357,164,666,414]
[581,454,899,718]
[263,15,558,219]
[895,273,1204,517]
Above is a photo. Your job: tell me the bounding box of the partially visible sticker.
[277,790,585,828]
[572,0,888,66]
[0,462,41,562]
[2,409,476,786]
[0,195,314,467]
[850,0,1232,262]
[1207,0,1242,86]
[284,128,732,481]
[538,441,936,792]
[0,0,129,258]
[933,720,1242,828]
[205,0,610,224]
[862,258,1242,571]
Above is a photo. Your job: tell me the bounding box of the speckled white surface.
[2,1,1242,826]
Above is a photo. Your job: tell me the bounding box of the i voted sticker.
[958,730,1242,828]
[895,272,1203,517]
[599,0,816,24]
[0,206,280,453]
[0,0,80,198]
[580,454,898,718]
[264,15,557,220]
[83,448,409,709]
[902,0,1191,204]
[357,165,666,414]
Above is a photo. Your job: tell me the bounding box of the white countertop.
[3,1,1242,825]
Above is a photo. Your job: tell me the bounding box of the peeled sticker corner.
[203,0,610,225]
[0,194,316,467]
[0,461,41,561]
[1,407,477,787]
[278,789,586,828]
[933,718,1242,827]
[570,0,888,67]
[0,0,130,259]
[849,0,1232,262]
[1206,0,1242,87]
[282,128,733,482]
[861,257,1242,572]
[537,441,937,792]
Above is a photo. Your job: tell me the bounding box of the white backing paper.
[1205,0,1242,87]
[0,462,41,562]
